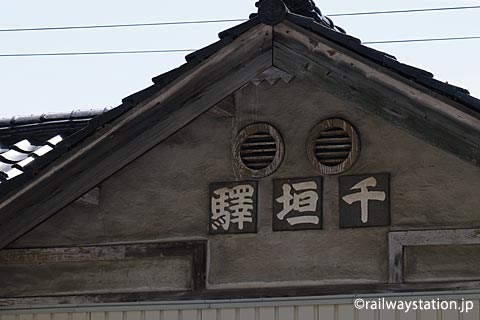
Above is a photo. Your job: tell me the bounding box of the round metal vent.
[307,118,360,175]
[234,123,284,178]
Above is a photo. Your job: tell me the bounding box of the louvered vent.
[234,123,284,178]
[315,127,351,167]
[240,132,276,170]
[307,119,360,175]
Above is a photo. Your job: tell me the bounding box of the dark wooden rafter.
[0,7,479,261]
[0,14,479,307]
[272,20,480,167]
[0,24,274,249]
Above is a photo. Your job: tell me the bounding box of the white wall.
[1,297,479,320]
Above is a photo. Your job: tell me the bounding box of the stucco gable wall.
[8,78,480,287]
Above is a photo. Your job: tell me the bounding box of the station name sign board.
[209,173,390,234]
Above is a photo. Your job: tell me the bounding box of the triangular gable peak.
[1,0,480,309]
[255,0,480,165]
[0,0,479,250]
[272,18,480,166]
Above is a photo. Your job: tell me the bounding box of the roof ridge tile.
[0,108,111,129]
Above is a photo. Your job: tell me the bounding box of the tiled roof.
[283,12,480,113]
[0,108,110,186]
[0,0,479,198]
[0,18,260,197]
[0,136,63,183]
[254,0,480,113]
[253,0,346,33]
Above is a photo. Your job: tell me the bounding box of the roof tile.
[0,1,479,197]
[285,12,480,113]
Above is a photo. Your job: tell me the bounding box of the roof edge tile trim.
[1,3,479,199]
[285,13,480,113]
[0,107,121,196]
[149,18,261,87]
[0,17,265,198]
[0,135,63,185]
[0,108,112,128]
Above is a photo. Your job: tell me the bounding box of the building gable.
[1,0,480,307]
[0,3,479,251]
[0,21,272,249]
[4,76,479,302]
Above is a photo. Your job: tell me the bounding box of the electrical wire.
[1,4,479,57]
[0,49,196,57]
[363,36,480,45]
[329,5,480,16]
[0,19,247,33]
[0,5,479,33]
[1,35,479,57]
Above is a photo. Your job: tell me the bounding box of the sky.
[0,0,479,118]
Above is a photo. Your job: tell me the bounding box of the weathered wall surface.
[0,256,192,297]
[6,77,480,291]
[405,245,480,282]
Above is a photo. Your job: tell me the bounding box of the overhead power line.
[363,36,480,45]
[329,5,480,17]
[1,36,479,57]
[0,19,247,33]
[0,49,196,57]
[0,5,479,33]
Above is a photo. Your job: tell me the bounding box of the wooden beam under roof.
[273,20,480,167]
[0,23,273,249]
